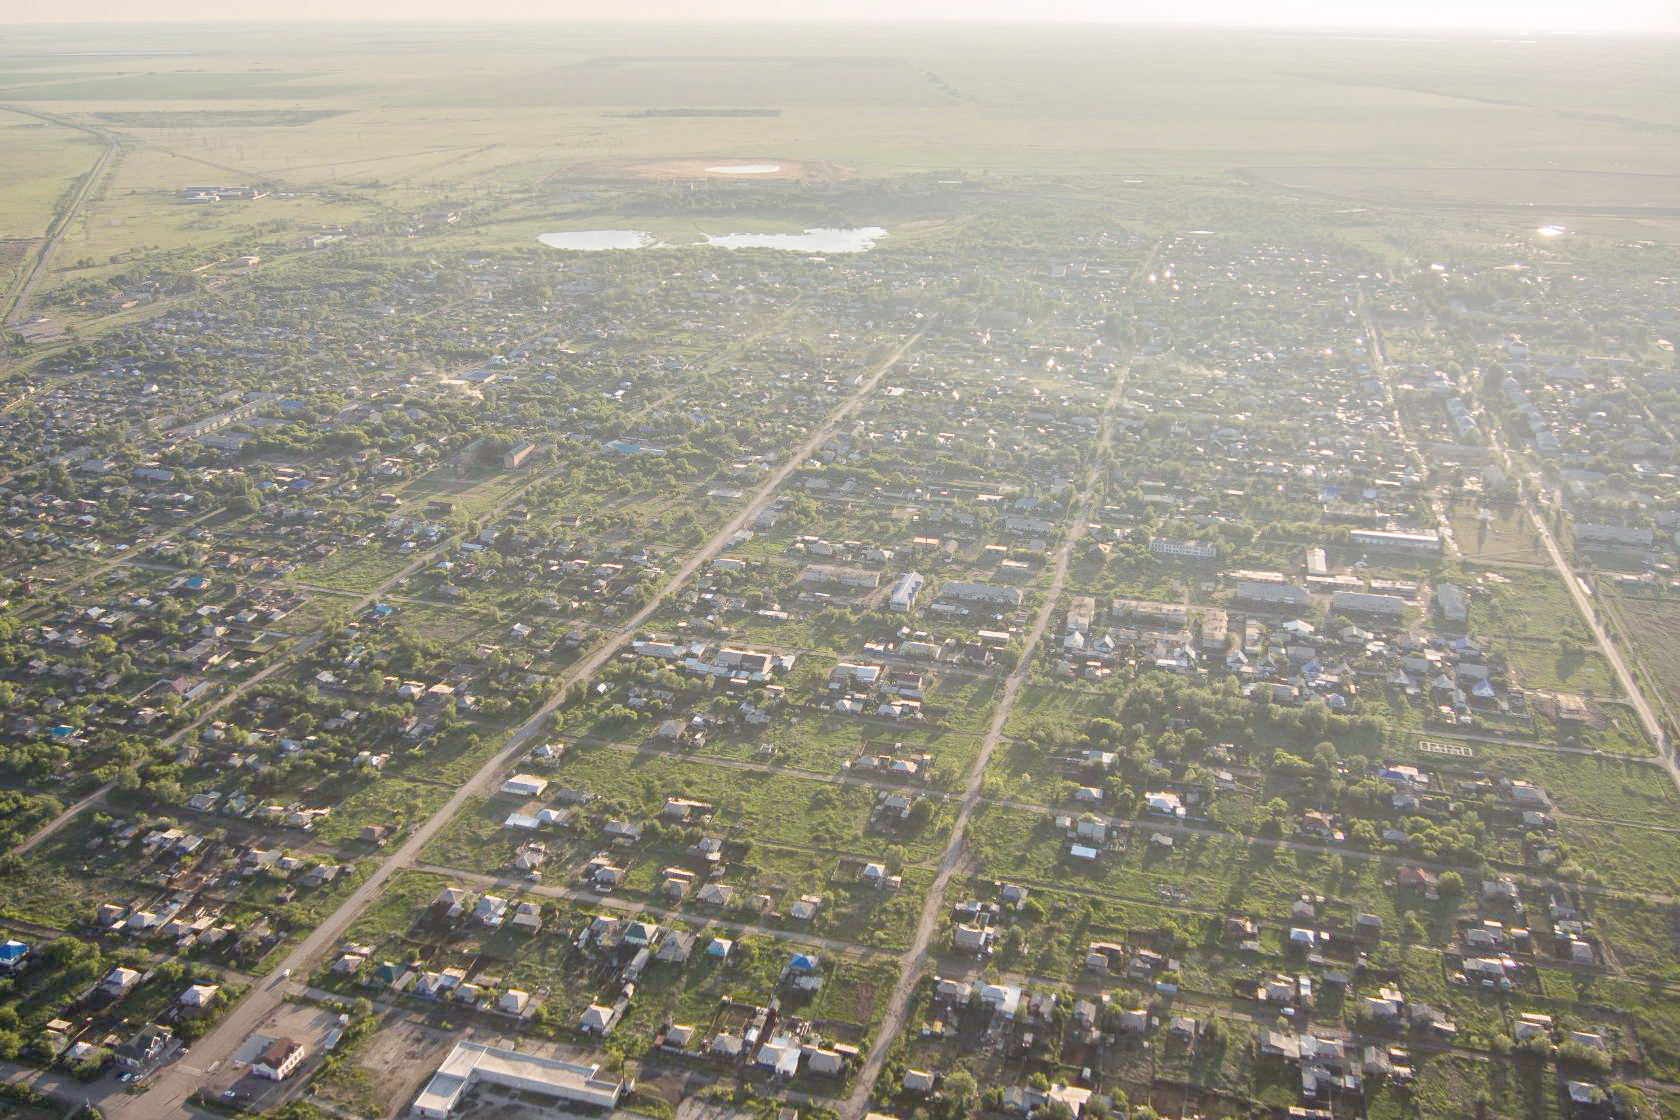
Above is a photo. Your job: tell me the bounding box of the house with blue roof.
[0,939,29,971]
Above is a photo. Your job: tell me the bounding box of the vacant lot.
[1449,499,1548,565]
[1607,590,1680,729]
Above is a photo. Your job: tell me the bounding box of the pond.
[536,226,887,254]
[536,230,658,251]
[706,163,782,175]
[701,226,887,253]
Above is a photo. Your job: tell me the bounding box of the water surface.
[702,226,887,253]
[536,230,657,251]
[536,226,887,254]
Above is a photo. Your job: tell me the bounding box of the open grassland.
[0,109,102,241]
[1606,589,1680,730]
[49,142,376,259]
[1448,499,1549,566]
[1475,564,1619,695]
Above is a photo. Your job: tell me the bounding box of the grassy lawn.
[1449,500,1549,567]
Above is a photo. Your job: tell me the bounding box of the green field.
[1608,589,1680,732]
[0,109,101,240]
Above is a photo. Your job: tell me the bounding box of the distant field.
[5,21,1680,325]
[568,156,854,181]
[92,109,348,127]
[0,70,349,101]
[5,24,1679,183]
[1247,165,1680,211]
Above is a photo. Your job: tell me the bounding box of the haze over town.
[0,8,1677,1120]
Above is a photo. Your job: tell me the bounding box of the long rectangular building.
[1331,590,1408,618]
[1235,581,1311,608]
[938,580,1023,608]
[799,563,881,590]
[413,1041,625,1117]
[1349,529,1442,554]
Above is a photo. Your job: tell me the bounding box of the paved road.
[1524,480,1666,750]
[115,326,927,1120]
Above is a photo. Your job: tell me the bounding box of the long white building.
[412,1041,625,1117]
[1350,529,1441,554]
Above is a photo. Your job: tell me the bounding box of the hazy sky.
[9,0,1679,32]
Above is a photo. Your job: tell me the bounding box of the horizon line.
[1,16,1677,35]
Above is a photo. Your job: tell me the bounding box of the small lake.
[707,163,781,175]
[702,226,887,253]
[536,226,887,254]
[536,230,658,251]
[1536,225,1568,237]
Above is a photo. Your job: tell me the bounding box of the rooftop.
[413,1040,625,1115]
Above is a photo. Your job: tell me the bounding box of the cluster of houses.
[1046,551,1514,725]
[827,657,927,721]
[0,935,237,1080]
[630,637,796,685]
[77,814,354,966]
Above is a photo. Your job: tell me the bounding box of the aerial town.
[1,15,1679,1120]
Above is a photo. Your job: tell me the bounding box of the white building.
[1149,538,1217,560]
[1235,581,1311,608]
[1434,582,1468,623]
[1331,590,1407,619]
[888,571,925,613]
[498,774,549,798]
[254,1038,306,1081]
[1350,529,1442,554]
[938,581,1022,607]
[412,1041,625,1117]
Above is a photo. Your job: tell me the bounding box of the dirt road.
[115,325,927,1120]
